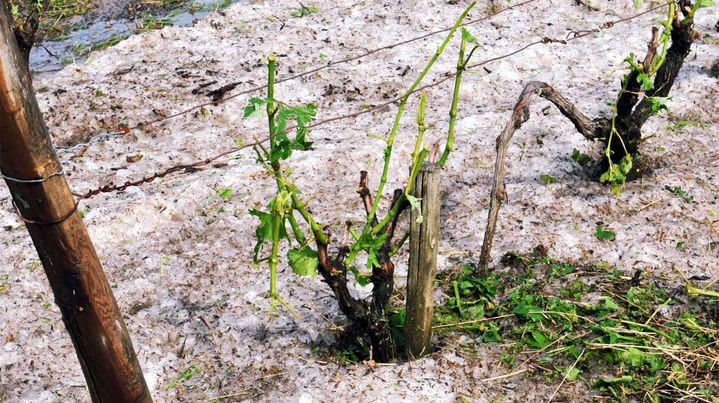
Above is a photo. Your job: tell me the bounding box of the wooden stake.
[0,4,151,402]
[405,162,441,358]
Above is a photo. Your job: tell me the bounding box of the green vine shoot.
[600,0,712,193]
[243,2,481,361]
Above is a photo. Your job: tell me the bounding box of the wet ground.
[30,0,243,79]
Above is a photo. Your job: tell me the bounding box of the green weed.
[9,0,93,39]
[571,149,591,166]
[72,34,129,56]
[208,0,233,11]
[666,115,706,131]
[539,174,557,185]
[135,14,174,32]
[216,187,233,201]
[665,185,693,203]
[434,252,719,401]
[290,4,318,18]
[0,274,8,293]
[594,224,616,241]
[167,363,201,390]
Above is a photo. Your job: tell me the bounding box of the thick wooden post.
[405,163,441,358]
[0,4,151,402]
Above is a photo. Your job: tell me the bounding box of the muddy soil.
[30,0,244,78]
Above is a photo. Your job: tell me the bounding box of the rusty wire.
[124,0,538,130]
[56,0,537,154]
[72,4,668,200]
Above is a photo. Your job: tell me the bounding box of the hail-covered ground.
[1,0,718,401]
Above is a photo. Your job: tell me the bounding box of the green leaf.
[242,97,267,119]
[249,209,272,261]
[348,231,389,269]
[406,194,424,223]
[539,174,556,185]
[527,330,549,348]
[664,185,693,203]
[461,27,481,47]
[292,103,317,127]
[617,348,664,371]
[216,187,232,201]
[599,297,620,313]
[513,303,544,322]
[275,107,290,134]
[269,133,293,162]
[623,53,640,71]
[270,103,316,161]
[618,154,632,176]
[551,264,575,277]
[482,322,501,343]
[473,276,498,300]
[292,127,313,151]
[647,96,670,115]
[594,224,616,241]
[459,280,473,294]
[619,348,645,368]
[694,0,714,9]
[390,308,406,327]
[666,119,704,131]
[167,364,200,390]
[571,149,591,166]
[277,104,317,130]
[646,355,664,372]
[288,246,319,277]
[465,304,485,320]
[350,267,372,286]
[564,366,581,382]
[290,5,318,18]
[600,154,632,194]
[249,208,287,261]
[599,169,612,184]
[637,73,654,91]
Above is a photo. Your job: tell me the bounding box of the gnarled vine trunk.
[607,3,696,173]
[479,1,700,274]
[313,173,406,362]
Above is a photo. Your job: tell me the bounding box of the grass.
[10,0,94,39]
[0,274,8,293]
[71,34,130,56]
[167,363,201,390]
[12,0,240,64]
[434,250,719,402]
[666,114,705,132]
[166,0,236,17]
[134,14,174,32]
[290,4,318,18]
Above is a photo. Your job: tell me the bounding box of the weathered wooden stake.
[0,4,151,402]
[405,162,441,358]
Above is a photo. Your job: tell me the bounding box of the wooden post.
[405,163,441,358]
[0,4,152,402]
